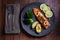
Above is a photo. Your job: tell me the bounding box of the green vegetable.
[23,10,34,25]
[24,10,34,19]
[23,19,34,25]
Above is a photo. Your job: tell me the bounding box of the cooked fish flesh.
[33,8,50,29]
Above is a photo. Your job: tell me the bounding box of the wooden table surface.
[0,0,60,40]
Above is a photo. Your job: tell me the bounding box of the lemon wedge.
[32,21,38,29]
[36,23,42,33]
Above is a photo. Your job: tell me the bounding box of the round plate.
[20,2,55,37]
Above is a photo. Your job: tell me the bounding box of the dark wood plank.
[0,0,60,40]
[4,35,11,40]
[13,35,20,40]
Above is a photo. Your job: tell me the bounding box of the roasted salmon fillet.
[33,8,50,29]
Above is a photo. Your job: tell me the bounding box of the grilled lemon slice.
[40,4,50,10]
[40,4,53,18]
[45,11,53,18]
[40,4,47,10]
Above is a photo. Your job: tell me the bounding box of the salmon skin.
[33,8,50,29]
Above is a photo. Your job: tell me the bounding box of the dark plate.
[20,2,55,37]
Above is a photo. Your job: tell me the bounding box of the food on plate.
[23,3,53,34]
[23,19,34,25]
[32,21,42,33]
[40,4,53,18]
[36,23,42,33]
[45,11,53,18]
[24,10,34,19]
[32,21,39,29]
[23,10,34,25]
[33,8,50,29]
[40,4,50,11]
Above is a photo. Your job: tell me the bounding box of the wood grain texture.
[0,0,60,40]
